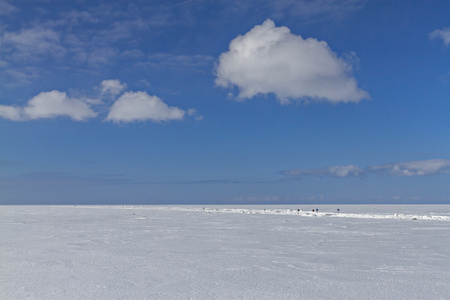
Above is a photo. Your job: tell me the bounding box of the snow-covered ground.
[1,205,450,299]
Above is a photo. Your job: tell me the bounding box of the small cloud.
[105,91,186,123]
[215,19,368,104]
[137,79,152,88]
[23,91,97,121]
[187,108,203,121]
[0,91,97,121]
[430,27,450,46]
[101,79,127,97]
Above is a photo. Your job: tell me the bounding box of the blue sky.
[1,0,450,204]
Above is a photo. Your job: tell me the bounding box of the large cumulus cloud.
[215,19,368,104]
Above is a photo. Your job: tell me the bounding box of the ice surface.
[1,205,450,299]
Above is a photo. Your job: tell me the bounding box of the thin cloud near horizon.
[279,159,450,179]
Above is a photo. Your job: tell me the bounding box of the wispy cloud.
[0,0,365,79]
[2,27,66,61]
[139,53,214,71]
[0,0,18,15]
[270,0,366,20]
[215,19,369,104]
[189,0,366,25]
[1,68,42,86]
[430,27,450,46]
[0,2,187,73]
[86,48,118,66]
[280,159,450,179]
[281,165,364,179]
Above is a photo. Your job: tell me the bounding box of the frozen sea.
[1,205,450,299]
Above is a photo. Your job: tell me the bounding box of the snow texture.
[1,205,450,299]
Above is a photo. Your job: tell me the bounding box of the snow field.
[1,205,450,299]
[168,206,450,221]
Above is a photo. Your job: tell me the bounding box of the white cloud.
[215,19,368,104]
[430,27,450,46]
[328,165,365,177]
[101,79,127,96]
[1,80,199,123]
[23,91,97,121]
[106,91,186,123]
[0,91,97,121]
[369,159,450,177]
[280,159,450,179]
[0,105,22,121]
